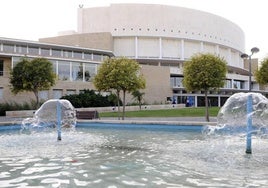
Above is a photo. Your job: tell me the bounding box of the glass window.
[3,44,14,53]
[41,48,50,56]
[84,52,92,60]
[58,61,70,81]
[16,45,28,54]
[49,60,57,74]
[170,76,183,87]
[72,62,83,81]
[240,82,244,89]
[0,60,3,76]
[28,47,39,55]
[233,81,240,89]
[93,54,102,61]
[233,80,244,89]
[52,49,62,57]
[73,51,82,59]
[177,96,188,104]
[63,50,72,58]
[53,89,63,99]
[170,77,175,87]
[175,77,183,87]
[225,80,232,88]
[84,63,96,82]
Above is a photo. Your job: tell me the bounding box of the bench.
[76,110,99,119]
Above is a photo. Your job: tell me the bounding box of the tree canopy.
[10,57,56,108]
[94,57,146,119]
[255,57,268,85]
[183,53,227,121]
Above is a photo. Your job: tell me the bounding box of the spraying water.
[217,92,268,128]
[206,92,268,153]
[22,99,76,140]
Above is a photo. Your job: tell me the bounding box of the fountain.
[217,92,268,128]
[1,94,268,187]
[21,99,76,140]
[209,92,268,154]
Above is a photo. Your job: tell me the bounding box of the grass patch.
[100,107,220,118]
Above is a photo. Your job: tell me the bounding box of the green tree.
[132,90,145,110]
[94,57,146,120]
[255,58,268,85]
[10,57,56,108]
[183,53,227,122]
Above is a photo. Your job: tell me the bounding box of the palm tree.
[132,90,145,110]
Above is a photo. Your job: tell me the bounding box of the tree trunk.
[116,90,121,120]
[205,90,210,122]
[34,90,39,109]
[122,90,126,120]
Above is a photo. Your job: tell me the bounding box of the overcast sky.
[0,0,266,59]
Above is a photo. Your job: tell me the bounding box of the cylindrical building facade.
[76,4,249,106]
[78,4,245,68]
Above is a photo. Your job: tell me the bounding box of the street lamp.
[241,47,260,91]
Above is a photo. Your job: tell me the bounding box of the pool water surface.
[0,123,268,187]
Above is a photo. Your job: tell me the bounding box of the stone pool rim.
[0,119,217,127]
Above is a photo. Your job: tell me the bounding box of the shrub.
[61,89,121,108]
[0,101,36,116]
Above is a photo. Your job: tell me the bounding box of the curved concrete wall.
[78,4,245,68]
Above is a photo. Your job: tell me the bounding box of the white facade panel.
[219,47,230,65]
[114,37,135,57]
[203,43,217,54]
[162,38,181,59]
[137,38,159,58]
[231,50,241,67]
[184,41,200,59]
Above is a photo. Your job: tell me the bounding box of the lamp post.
[241,47,260,91]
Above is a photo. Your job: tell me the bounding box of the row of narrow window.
[0,43,109,61]
[113,28,229,42]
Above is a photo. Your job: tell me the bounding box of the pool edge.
[77,119,216,126]
[0,119,216,127]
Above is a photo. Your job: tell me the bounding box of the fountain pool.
[2,93,268,187]
[1,122,268,187]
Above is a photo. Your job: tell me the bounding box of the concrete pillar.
[159,37,162,59]
[181,39,185,60]
[135,36,138,59]
[200,42,204,52]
